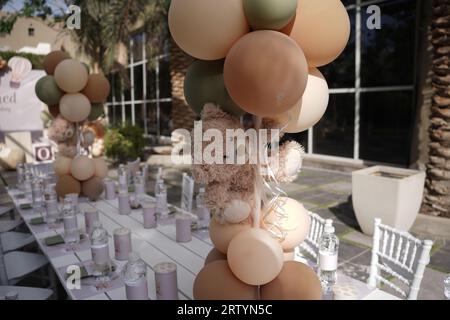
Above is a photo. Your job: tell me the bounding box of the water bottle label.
[91,244,110,266]
[126,277,148,300]
[119,175,127,185]
[156,194,167,211]
[319,252,338,271]
[135,183,145,195]
[63,215,78,231]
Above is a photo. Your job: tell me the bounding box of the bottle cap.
[324,225,335,234]
[128,252,139,263]
[199,187,205,193]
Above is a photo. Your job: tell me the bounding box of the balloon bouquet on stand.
[35,51,110,201]
[169,0,350,299]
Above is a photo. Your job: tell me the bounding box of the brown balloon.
[81,74,111,103]
[82,176,104,201]
[260,261,323,300]
[48,105,60,118]
[224,30,308,117]
[193,261,257,300]
[55,175,81,199]
[43,51,70,75]
[204,248,227,266]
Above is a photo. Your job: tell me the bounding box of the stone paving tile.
[279,182,310,194]
[319,181,353,195]
[338,240,369,264]
[417,267,447,300]
[342,230,373,248]
[338,261,371,283]
[429,242,450,274]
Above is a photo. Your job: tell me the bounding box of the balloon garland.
[36,51,110,200]
[170,0,350,299]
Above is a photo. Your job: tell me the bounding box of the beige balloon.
[59,93,91,123]
[262,197,311,251]
[275,68,329,133]
[54,59,89,93]
[227,228,284,285]
[209,218,251,254]
[93,157,108,178]
[168,0,249,60]
[53,156,72,176]
[283,0,350,67]
[70,155,95,181]
[223,200,251,224]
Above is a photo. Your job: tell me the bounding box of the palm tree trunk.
[169,38,196,131]
[422,0,450,218]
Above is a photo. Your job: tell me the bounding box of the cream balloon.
[227,228,284,285]
[262,197,310,250]
[282,0,350,67]
[168,0,249,60]
[93,157,108,178]
[53,156,72,176]
[59,93,91,123]
[70,155,95,181]
[54,59,89,93]
[275,68,329,133]
[209,218,251,254]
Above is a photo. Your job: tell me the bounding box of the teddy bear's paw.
[223,200,251,224]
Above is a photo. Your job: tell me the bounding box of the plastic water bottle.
[134,171,146,203]
[62,199,80,245]
[318,220,339,292]
[23,172,33,203]
[17,163,25,191]
[155,179,168,217]
[445,275,450,299]
[32,178,46,217]
[196,188,210,230]
[90,221,111,274]
[123,252,148,300]
[45,188,60,227]
[118,164,128,194]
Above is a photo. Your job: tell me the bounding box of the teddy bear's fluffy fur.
[192,104,304,224]
[48,115,75,143]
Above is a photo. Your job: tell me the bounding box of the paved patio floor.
[154,166,449,300]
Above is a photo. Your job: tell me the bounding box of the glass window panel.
[124,68,132,102]
[159,102,173,136]
[342,0,355,6]
[133,65,144,101]
[134,104,146,131]
[131,33,144,62]
[111,105,122,126]
[360,91,414,166]
[146,68,157,100]
[313,93,355,158]
[159,56,172,99]
[361,0,417,87]
[107,74,113,103]
[125,105,133,124]
[112,73,122,103]
[146,103,157,135]
[320,9,355,89]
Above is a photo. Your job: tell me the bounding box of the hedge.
[0,51,45,69]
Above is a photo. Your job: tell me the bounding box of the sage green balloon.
[184,59,245,117]
[35,75,64,106]
[88,103,105,121]
[243,0,297,31]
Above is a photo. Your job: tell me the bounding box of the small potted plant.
[352,166,426,235]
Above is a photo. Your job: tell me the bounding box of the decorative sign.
[33,143,54,162]
[181,172,194,213]
[0,58,45,133]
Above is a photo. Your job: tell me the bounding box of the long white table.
[5,187,400,300]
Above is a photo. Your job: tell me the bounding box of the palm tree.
[422,0,450,218]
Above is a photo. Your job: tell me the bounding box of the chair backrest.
[367,218,433,300]
[297,212,332,260]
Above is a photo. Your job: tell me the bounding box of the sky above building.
[2,0,68,15]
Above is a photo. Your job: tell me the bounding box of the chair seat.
[4,251,48,281]
[0,286,53,300]
[1,232,35,252]
[0,219,23,233]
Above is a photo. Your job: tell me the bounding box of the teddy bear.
[192,104,255,225]
[192,104,305,225]
[48,115,75,143]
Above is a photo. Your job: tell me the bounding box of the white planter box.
[352,166,425,235]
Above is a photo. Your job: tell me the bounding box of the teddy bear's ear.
[201,103,221,119]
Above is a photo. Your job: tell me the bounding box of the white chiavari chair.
[368,218,433,300]
[295,212,333,265]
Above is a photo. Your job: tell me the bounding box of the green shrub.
[0,51,45,69]
[104,123,146,163]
